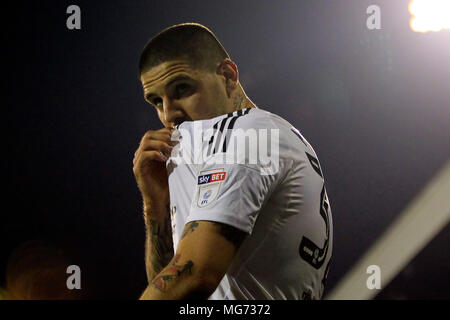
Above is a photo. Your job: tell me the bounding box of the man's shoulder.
[229,107,293,132]
[178,107,292,133]
[236,108,316,159]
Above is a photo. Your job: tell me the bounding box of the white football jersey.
[166,107,333,300]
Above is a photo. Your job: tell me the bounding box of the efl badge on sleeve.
[196,168,226,208]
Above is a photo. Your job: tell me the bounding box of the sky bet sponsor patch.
[196,169,226,207]
[197,171,226,185]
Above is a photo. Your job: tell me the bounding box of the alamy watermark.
[367,5,382,30]
[366,264,381,290]
[170,122,280,176]
[66,265,81,290]
[66,5,81,30]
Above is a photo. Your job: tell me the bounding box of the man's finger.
[139,130,173,147]
[138,150,168,163]
[139,140,173,155]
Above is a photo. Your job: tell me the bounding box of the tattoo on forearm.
[180,221,199,240]
[151,254,194,292]
[181,221,246,248]
[145,210,174,283]
[213,222,247,249]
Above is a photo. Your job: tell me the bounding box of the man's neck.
[232,91,257,112]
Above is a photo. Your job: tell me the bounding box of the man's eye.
[152,98,163,107]
[176,83,190,98]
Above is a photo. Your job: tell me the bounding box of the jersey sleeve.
[185,159,279,234]
[184,109,287,234]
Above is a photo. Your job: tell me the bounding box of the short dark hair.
[138,23,230,78]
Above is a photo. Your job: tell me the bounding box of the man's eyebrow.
[145,74,193,101]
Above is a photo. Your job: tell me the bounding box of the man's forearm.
[144,202,174,284]
[140,253,214,300]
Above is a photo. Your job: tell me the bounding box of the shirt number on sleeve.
[298,152,331,270]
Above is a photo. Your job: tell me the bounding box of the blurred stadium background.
[2,0,449,299]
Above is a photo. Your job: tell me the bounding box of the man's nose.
[163,98,185,126]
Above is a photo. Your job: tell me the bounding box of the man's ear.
[217,59,239,97]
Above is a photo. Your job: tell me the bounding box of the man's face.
[140,60,229,128]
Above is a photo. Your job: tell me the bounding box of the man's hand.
[133,127,178,217]
[134,127,178,283]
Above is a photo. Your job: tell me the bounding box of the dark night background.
[2,0,449,299]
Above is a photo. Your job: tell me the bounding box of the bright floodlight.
[409,0,450,33]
